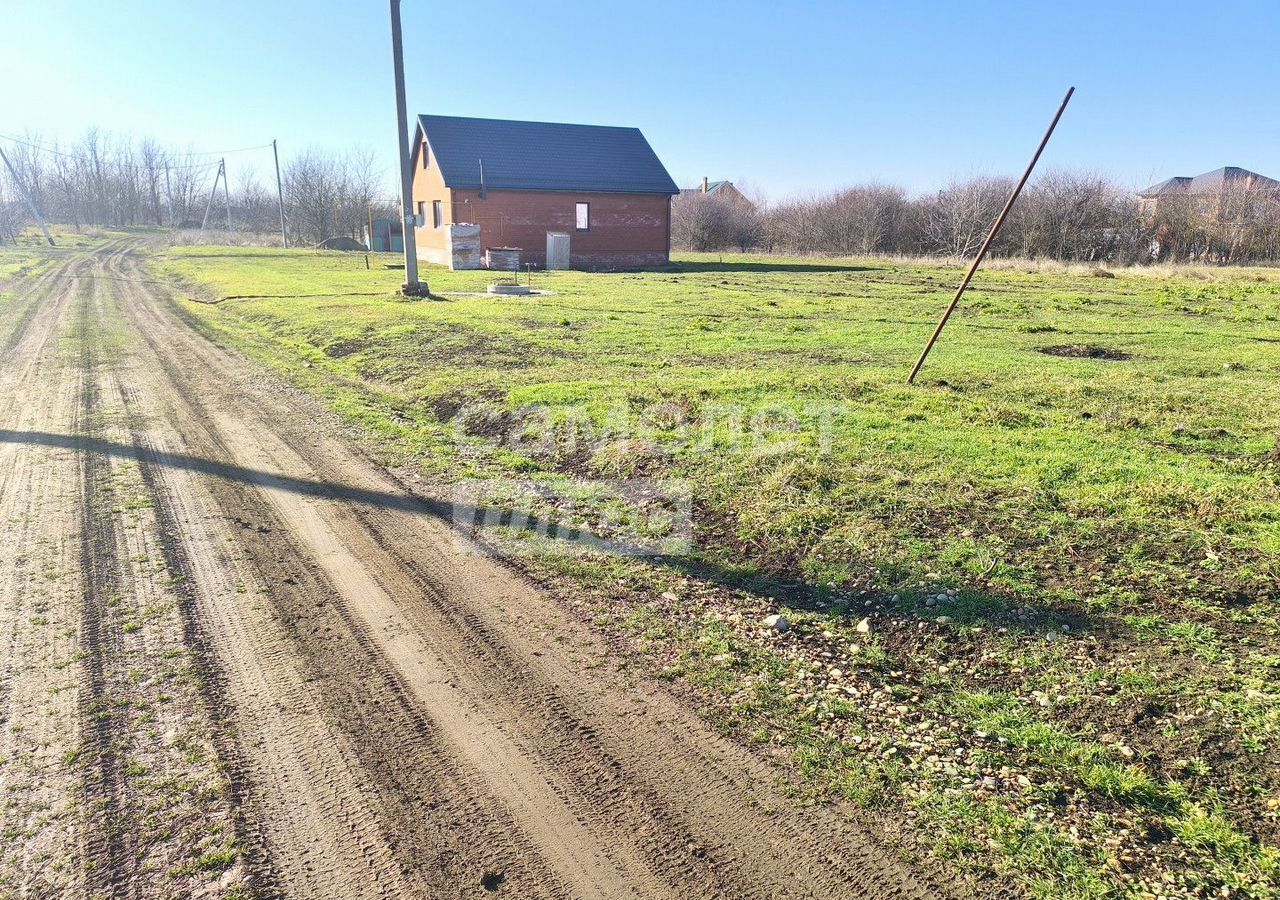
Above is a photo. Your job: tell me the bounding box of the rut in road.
[0,249,97,898]
[4,242,957,899]
[0,243,250,898]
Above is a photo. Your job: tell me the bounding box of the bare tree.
[139,138,166,226]
[9,124,1280,264]
[765,193,822,254]
[819,184,910,255]
[0,175,27,243]
[922,176,1013,257]
[672,186,764,252]
[1004,171,1134,261]
[281,145,385,244]
[673,191,725,251]
[169,150,212,226]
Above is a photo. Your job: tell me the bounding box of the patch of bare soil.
[1036,343,1132,360]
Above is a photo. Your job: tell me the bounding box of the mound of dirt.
[315,236,367,251]
[1037,344,1132,361]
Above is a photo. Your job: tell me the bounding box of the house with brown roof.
[680,178,755,209]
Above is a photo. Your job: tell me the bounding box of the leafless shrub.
[164,229,285,248]
[672,190,762,251]
[0,129,390,247]
[921,176,1014,257]
[1007,171,1131,261]
[0,197,26,244]
[751,171,1279,265]
[5,125,1280,265]
[768,185,913,255]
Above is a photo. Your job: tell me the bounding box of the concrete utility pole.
[199,159,224,234]
[272,139,288,248]
[0,143,55,246]
[389,0,425,295]
[221,157,231,231]
[163,161,175,227]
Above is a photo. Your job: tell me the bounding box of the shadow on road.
[1,428,657,559]
[4,427,1097,637]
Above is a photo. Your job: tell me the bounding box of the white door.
[546,232,570,270]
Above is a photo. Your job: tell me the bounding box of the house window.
[575,202,590,231]
[432,200,443,229]
[416,201,425,225]
[422,142,429,170]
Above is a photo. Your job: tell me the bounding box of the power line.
[0,132,272,173]
[0,130,274,159]
[0,133,219,173]
[167,142,276,158]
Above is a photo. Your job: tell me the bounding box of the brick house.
[1138,167,1280,222]
[680,178,756,209]
[409,115,679,270]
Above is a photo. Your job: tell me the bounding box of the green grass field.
[154,245,1280,897]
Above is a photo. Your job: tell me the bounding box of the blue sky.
[3,0,1278,201]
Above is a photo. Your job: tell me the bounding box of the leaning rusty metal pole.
[907,86,1075,384]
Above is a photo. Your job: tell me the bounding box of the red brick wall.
[446,188,672,269]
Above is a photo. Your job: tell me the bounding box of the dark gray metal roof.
[1139,168,1278,197]
[415,115,679,195]
[1188,167,1278,193]
[1138,176,1191,197]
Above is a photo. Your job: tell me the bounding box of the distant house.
[680,178,755,209]
[409,115,679,270]
[1138,167,1280,221]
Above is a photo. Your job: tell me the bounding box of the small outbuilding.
[367,217,403,252]
[410,114,679,270]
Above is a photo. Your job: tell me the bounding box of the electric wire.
[0,132,272,173]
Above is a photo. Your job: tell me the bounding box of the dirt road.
[0,242,944,899]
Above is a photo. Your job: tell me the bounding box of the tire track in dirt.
[0,250,95,898]
[112,382,276,900]
[0,242,254,899]
[120,253,701,898]
[0,247,96,480]
[200,360,943,899]
[111,371,509,896]
[106,246,950,900]
[0,249,83,359]
[100,248,565,898]
[73,244,143,898]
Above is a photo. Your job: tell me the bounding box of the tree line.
[5,129,1280,264]
[0,130,395,245]
[673,172,1280,264]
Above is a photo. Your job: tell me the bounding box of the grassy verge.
[147,244,1280,897]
